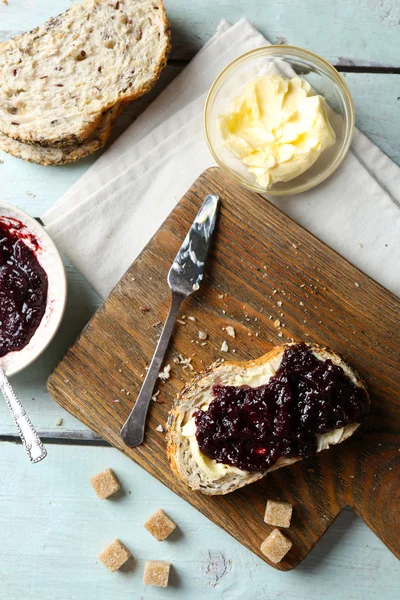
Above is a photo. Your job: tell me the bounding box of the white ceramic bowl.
[0,201,67,376]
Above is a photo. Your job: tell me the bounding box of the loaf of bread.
[0,0,170,147]
[167,343,369,495]
[0,106,121,165]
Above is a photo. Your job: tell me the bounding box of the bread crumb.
[273,319,281,328]
[277,332,283,337]
[156,424,164,432]
[355,282,360,287]
[188,316,196,322]
[218,294,224,299]
[55,418,63,426]
[177,319,186,325]
[221,341,229,352]
[158,364,171,380]
[152,391,160,402]
[198,330,208,340]
[276,301,282,307]
[225,325,236,338]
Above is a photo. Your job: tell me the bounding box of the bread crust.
[0,105,121,165]
[166,343,369,496]
[0,0,171,147]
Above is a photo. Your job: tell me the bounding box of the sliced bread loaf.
[0,105,121,165]
[0,0,170,147]
[166,343,369,495]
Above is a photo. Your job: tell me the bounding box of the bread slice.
[0,105,121,165]
[0,0,170,147]
[166,343,369,495]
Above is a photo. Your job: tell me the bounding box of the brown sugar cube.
[264,499,293,528]
[144,509,176,541]
[260,528,293,563]
[90,468,120,500]
[143,560,171,587]
[98,539,131,572]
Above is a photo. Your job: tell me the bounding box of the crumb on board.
[198,330,208,340]
[158,364,171,380]
[155,424,164,432]
[221,341,229,352]
[55,418,63,426]
[90,468,121,500]
[175,354,194,370]
[152,391,160,402]
[143,560,171,587]
[273,319,281,328]
[225,325,235,338]
[99,539,131,572]
[144,509,176,541]
[188,316,196,322]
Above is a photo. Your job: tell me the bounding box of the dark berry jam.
[0,218,48,358]
[194,343,368,472]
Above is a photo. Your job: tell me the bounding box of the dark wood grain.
[47,167,400,570]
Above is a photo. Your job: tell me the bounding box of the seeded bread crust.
[0,105,121,165]
[166,343,369,496]
[0,0,170,147]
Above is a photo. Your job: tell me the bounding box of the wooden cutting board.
[47,167,400,570]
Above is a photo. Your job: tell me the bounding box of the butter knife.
[120,193,220,448]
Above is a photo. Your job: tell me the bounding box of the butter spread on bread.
[167,343,369,495]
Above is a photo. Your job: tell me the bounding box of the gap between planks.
[0,431,105,445]
[170,59,400,74]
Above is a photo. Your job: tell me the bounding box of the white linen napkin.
[43,19,400,299]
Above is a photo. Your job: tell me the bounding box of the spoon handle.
[120,292,184,448]
[0,368,47,463]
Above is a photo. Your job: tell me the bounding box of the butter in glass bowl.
[218,74,336,189]
[204,46,354,196]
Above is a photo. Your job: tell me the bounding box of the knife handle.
[120,292,185,447]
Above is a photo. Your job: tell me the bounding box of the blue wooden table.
[0,1,399,598]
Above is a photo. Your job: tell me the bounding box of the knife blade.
[168,193,219,296]
[120,194,220,448]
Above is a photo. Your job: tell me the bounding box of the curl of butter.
[218,74,336,188]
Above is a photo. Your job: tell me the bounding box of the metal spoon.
[120,193,220,448]
[0,367,47,463]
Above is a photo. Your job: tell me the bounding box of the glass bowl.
[204,46,355,196]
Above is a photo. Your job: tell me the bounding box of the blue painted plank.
[0,442,398,600]
[1,0,399,65]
